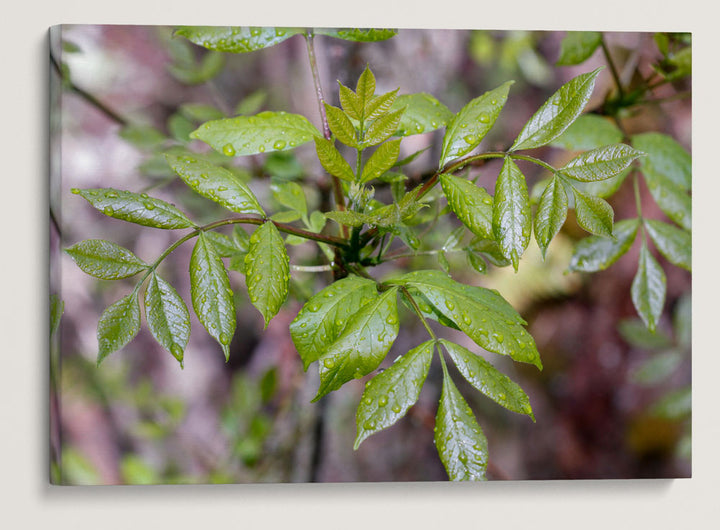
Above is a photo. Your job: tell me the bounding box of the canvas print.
[49,25,691,484]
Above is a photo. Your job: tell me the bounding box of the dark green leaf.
[571,186,614,237]
[65,239,148,280]
[561,144,643,182]
[166,154,264,215]
[364,109,404,146]
[190,232,236,360]
[97,293,141,364]
[644,219,691,271]
[440,173,494,240]
[551,114,623,151]
[569,218,638,272]
[632,242,667,332]
[439,81,512,167]
[71,188,195,229]
[245,222,290,328]
[314,137,355,181]
[493,157,531,270]
[392,93,453,137]
[354,340,434,449]
[145,273,191,365]
[644,171,692,231]
[174,26,303,53]
[325,104,358,147]
[556,31,602,66]
[510,68,602,151]
[534,176,568,258]
[361,139,401,183]
[314,28,397,42]
[271,180,307,217]
[633,133,691,190]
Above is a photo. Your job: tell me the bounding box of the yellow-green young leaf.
[144,273,190,366]
[190,232,236,360]
[71,188,195,229]
[644,170,692,231]
[290,276,378,370]
[314,287,400,401]
[534,176,568,258]
[338,82,362,121]
[551,114,623,151]
[166,154,264,215]
[65,239,148,280]
[569,219,639,272]
[493,158,531,271]
[632,242,667,332]
[571,186,614,237]
[556,31,602,66]
[174,26,303,53]
[314,28,397,42]
[440,81,513,167]
[354,340,435,449]
[440,173,494,240]
[190,111,320,156]
[271,181,307,217]
[314,137,355,182]
[644,219,691,271]
[440,340,534,419]
[365,90,399,122]
[364,109,405,146]
[510,68,602,151]
[435,366,488,481]
[355,66,376,114]
[561,144,644,182]
[324,104,358,147]
[97,293,141,365]
[392,93,453,137]
[390,271,541,369]
[245,222,290,328]
[632,132,691,190]
[360,139,401,183]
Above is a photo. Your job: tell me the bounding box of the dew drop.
[444,300,455,311]
[222,143,236,156]
[219,333,230,345]
[378,395,388,407]
[106,191,118,199]
[323,358,335,369]
[71,188,80,194]
[170,344,183,359]
[143,201,155,211]
[275,28,286,37]
[258,145,266,153]
[478,113,490,124]
[103,206,114,215]
[273,140,286,150]
[363,420,376,430]
[391,404,402,413]
[463,135,476,145]
[494,333,504,344]
[385,315,398,325]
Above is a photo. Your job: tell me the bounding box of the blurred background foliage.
[49,26,691,483]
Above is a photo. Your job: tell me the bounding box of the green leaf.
[97,293,141,364]
[644,219,691,271]
[204,231,242,257]
[325,210,373,228]
[644,172,692,231]
[144,273,191,365]
[571,186,614,237]
[270,210,302,223]
[618,318,672,350]
[435,367,488,481]
[466,251,487,274]
[674,292,692,349]
[338,82,362,121]
[360,139,401,183]
[245,222,290,328]
[50,294,64,338]
[325,104,358,147]
[440,173,494,240]
[493,158,531,270]
[314,28,397,42]
[355,66,376,114]
[534,176,568,258]
[234,90,267,116]
[314,137,355,182]
[290,276,378,370]
[439,81,513,167]
[271,180,307,217]
[556,31,602,66]
[630,351,682,385]
[314,287,400,401]
[65,239,148,280]
[174,26,303,53]
[632,242,667,332]
[650,386,691,419]
[354,340,434,449]
[190,111,321,156]
[364,109,404,146]
[390,271,541,369]
[632,132,691,190]
[510,68,602,151]
[119,124,166,150]
[551,114,623,151]
[190,232,236,360]
[71,188,195,229]
[166,154,264,215]
[392,93,453,137]
[569,218,639,272]
[572,168,630,199]
[468,238,512,268]
[561,144,643,182]
[365,90,399,122]
[440,340,534,419]
[180,103,225,122]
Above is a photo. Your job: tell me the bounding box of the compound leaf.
[493,157,531,270]
[364,109,404,146]
[534,176,568,258]
[392,93,453,137]
[97,293,141,365]
[571,186,614,237]
[560,144,643,182]
[569,218,639,272]
[325,104,358,147]
[644,219,691,271]
[556,31,602,66]
[440,173,494,240]
[145,273,191,366]
[314,137,355,182]
[632,242,667,332]
[66,239,148,280]
[174,26,303,53]
[245,222,290,328]
[361,139,401,183]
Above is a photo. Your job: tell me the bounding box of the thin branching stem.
[600,36,625,99]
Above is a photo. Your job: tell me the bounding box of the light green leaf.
[234,90,267,116]
[314,28,397,42]
[365,90,399,122]
[270,210,302,223]
[441,340,534,419]
[314,287,400,401]
[571,186,614,237]
[180,103,225,122]
[166,154,264,215]
[314,137,355,182]
[190,232,236,360]
[569,218,639,272]
[145,273,190,365]
[245,222,290,328]
[556,31,602,66]
[561,144,643,182]
[572,168,630,199]
[632,132,691,190]
[190,111,320,157]
[97,293,141,365]
[204,231,242,257]
[650,386,691,419]
[534,176,568,258]
[674,292,692,349]
[618,318,672,350]
[440,173,494,240]
[338,82,362,121]
[644,219,691,271]
[360,139,401,183]
[440,81,513,167]
[50,294,64,338]
[325,210,374,228]
[290,276,378,371]
[71,188,195,229]
[354,340,434,449]
[325,104,358,147]
[355,66,376,115]
[65,239,148,280]
[632,242,667,332]
[551,114,623,151]
[271,180,307,217]
[174,26,303,53]
[631,351,682,385]
[435,366,487,481]
[644,171,692,231]
[510,68,602,151]
[392,93,453,137]
[364,109,404,146]
[493,157,531,270]
[119,124,166,150]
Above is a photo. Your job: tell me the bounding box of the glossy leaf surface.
[569,218,638,272]
[364,109,404,146]
[440,173,494,240]
[245,222,290,328]
[561,144,643,182]
[392,93,453,137]
[644,219,691,271]
[324,104,358,147]
[632,242,667,332]
[65,239,148,280]
[361,139,401,183]
[174,26,303,53]
[534,176,568,258]
[633,132,691,190]
[493,158,531,270]
[315,28,397,42]
[145,273,191,365]
[314,137,355,182]
[571,186,614,237]
[97,293,141,365]
[556,31,602,66]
